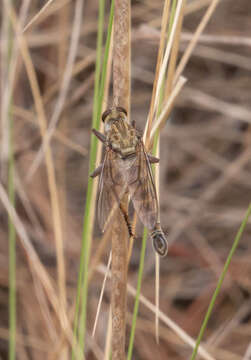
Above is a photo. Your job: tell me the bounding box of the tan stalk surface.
[111,0,131,358]
[104,309,112,360]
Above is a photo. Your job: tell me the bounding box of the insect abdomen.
[151,228,168,257]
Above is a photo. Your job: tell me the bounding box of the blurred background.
[1,0,251,359]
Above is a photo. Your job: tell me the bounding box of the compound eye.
[116,106,127,116]
[102,109,112,122]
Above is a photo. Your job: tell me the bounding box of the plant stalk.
[111,0,131,358]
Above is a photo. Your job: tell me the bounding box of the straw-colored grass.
[1,1,251,359]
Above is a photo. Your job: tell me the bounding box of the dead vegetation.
[0,0,251,359]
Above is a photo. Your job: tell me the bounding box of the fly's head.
[102,107,138,159]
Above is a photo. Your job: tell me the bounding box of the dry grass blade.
[174,0,221,83]
[5,0,67,325]
[0,180,86,357]
[0,327,47,352]
[149,76,187,142]
[164,0,186,100]
[1,11,10,169]
[2,0,250,358]
[145,0,170,143]
[104,309,112,360]
[1,0,31,168]
[153,0,184,115]
[154,142,160,345]
[13,105,88,156]
[128,286,215,360]
[183,86,251,124]
[97,265,215,360]
[168,146,251,245]
[243,343,251,360]
[27,0,84,179]
[184,0,212,15]
[155,249,160,344]
[0,182,57,330]
[92,252,112,337]
[180,44,251,71]
[23,0,56,33]
[181,32,251,47]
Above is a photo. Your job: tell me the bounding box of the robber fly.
[91,107,168,257]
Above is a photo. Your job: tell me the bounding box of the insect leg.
[147,154,159,164]
[90,164,103,178]
[92,129,106,143]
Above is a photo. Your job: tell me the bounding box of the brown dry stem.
[111,0,131,359]
[111,209,128,359]
[113,0,131,111]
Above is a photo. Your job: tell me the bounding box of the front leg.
[147,154,159,163]
[92,128,106,143]
[90,164,103,178]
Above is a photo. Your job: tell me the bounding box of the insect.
[91,107,168,257]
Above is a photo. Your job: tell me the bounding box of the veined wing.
[126,141,158,230]
[97,148,127,232]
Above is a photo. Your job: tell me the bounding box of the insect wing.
[97,149,126,232]
[126,141,158,230]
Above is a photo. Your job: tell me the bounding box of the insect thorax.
[107,119,138,158]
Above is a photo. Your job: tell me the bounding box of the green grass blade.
[127,228,147,360]
[72,0,105,355]
[168,0,177,34]
[190,202,251,360]
[96,0,114,124]
[71,1,114,358]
